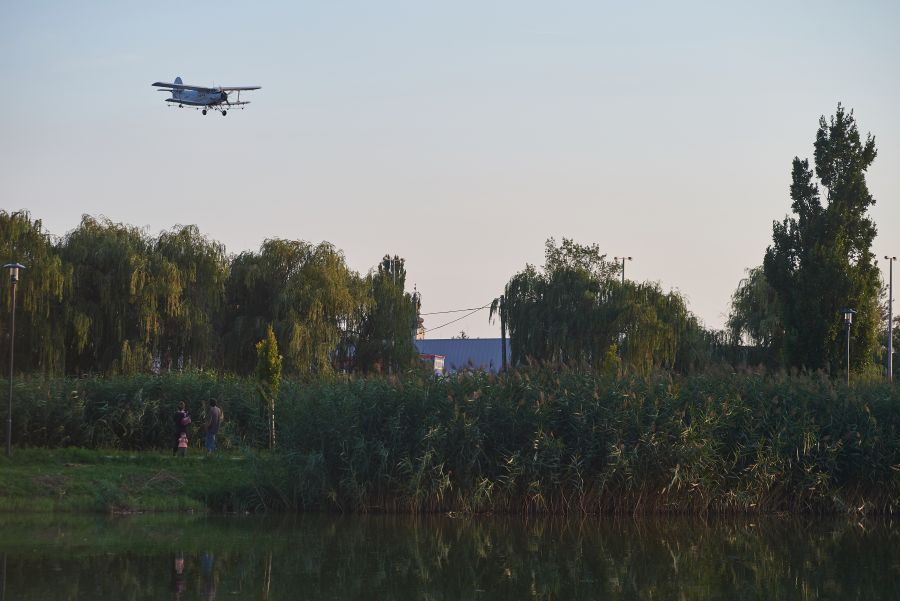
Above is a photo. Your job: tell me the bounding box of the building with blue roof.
[415,338,510,374]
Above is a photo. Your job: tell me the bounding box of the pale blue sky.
[2,1,898,337]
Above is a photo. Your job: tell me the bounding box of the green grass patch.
[0,448,261,513]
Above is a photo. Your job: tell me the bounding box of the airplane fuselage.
[170,89,229,107]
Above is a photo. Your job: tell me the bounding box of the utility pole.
[614,256,632,285]
[887,256,897,382]
[613,257,631,360]
[386,255,398,375]
[499,295,507,372]
[411,287,421,341]
[4,280,11,458]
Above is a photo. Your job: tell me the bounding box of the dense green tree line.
[0,212,418,376]
[3,108,892,381]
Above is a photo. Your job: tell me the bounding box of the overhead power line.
[422,302,492,333]
[420,306,490,316]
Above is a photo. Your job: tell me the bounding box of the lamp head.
[840,307,857,325]
[2,262,25,283]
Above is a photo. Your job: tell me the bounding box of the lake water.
[0,514,897,600]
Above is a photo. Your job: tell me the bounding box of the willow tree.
[225,238,361,376]
[728,267,782,348]
[59,215,168,374]
[497,238,715,375]
[616,282,687,374]
[763,105,880,372]
[725,266,785,369]
[496,239,616,368]
[154,225,228,371]
[0,210,69,374]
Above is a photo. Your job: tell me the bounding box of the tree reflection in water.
[0,514,897,600]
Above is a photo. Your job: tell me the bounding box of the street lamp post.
[613,257,632,359]
[841,308,856,386]
[613,256,632,285]
[3,263,24,458]
[886,256,896,382]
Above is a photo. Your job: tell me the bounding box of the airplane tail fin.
[172,76,182,98]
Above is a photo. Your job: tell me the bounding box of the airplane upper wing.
[152,82,218,93]
[153,82,260,92]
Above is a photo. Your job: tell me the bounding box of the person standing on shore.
[205,399,222,453]
[173,552,186,600]
[174,401,191,456]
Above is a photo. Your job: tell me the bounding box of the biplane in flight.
[151,77,261,115]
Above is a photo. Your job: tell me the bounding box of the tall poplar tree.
[255,324,282,449]
[355,255,418,373]
[763,105,880,372]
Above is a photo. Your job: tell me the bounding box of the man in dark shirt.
[205,399,223,453]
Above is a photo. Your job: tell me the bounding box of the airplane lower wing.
[165,98,210,107]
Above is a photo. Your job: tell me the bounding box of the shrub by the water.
[3,373,266,450]
[2,369,898,514]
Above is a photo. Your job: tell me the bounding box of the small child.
[177,432,188,457]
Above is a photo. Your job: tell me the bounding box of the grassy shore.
[0,448,263,513]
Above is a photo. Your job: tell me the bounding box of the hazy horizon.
[2,1,898,337]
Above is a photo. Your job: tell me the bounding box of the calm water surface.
[0,514,897,600]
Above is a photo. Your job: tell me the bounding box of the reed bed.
[3,369,898,514]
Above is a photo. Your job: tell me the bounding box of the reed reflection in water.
[0,514,897,600]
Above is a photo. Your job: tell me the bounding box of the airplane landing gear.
[221,110,227,116]
[202,109,207,115]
